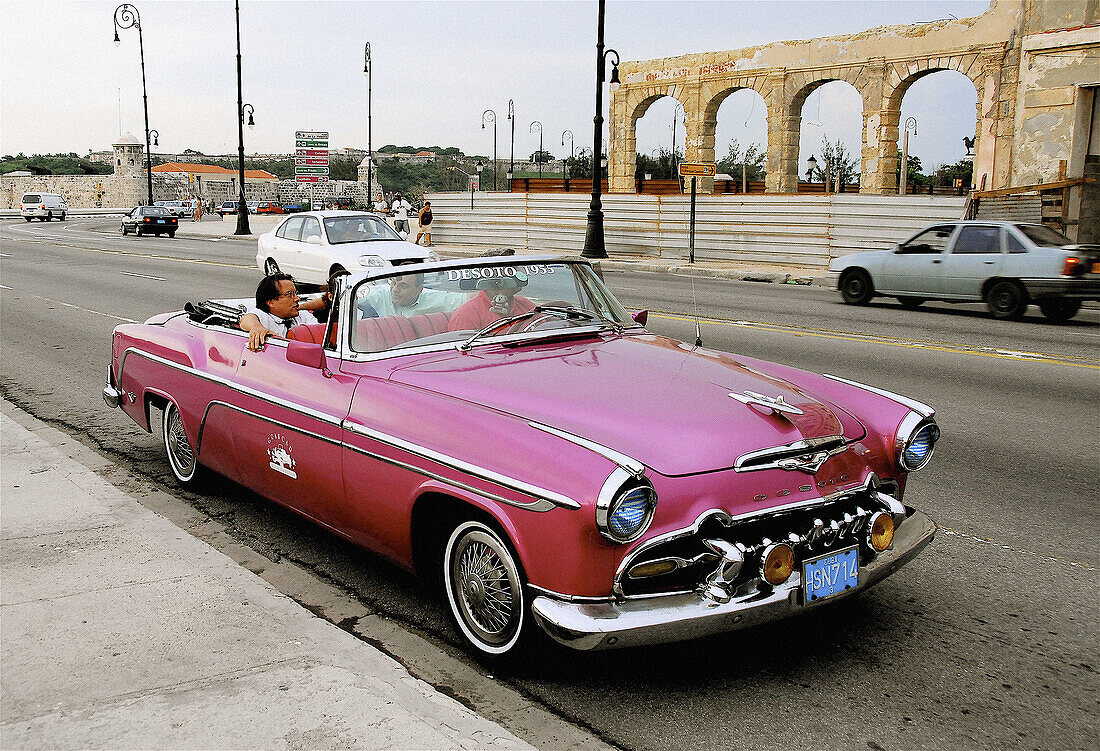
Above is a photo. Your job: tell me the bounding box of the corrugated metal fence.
[424,193,966,268]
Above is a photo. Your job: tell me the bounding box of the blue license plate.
[157,219,164,223]
[803,546,858,603]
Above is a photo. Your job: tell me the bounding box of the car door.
[272,216,306,275]
[298,216,328,281]
[878,224,956,294]
[939,224,1005,299]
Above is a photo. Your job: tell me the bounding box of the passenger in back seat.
[357,273,466,319]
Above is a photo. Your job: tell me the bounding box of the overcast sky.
[1,0,989,172]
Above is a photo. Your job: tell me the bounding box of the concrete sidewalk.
[179,215,827,285]
[0,401,538,750]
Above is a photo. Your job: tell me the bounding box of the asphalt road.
[2,217,1097,751]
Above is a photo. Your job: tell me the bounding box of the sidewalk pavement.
[0,401,540,750]
[180,215,827,286]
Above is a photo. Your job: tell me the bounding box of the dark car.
[121,206,178,238]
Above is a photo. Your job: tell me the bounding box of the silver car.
[828,221,1100,323]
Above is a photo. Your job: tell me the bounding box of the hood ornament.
[729,390,804,417]
[776,451,831,474]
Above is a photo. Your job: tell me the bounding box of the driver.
[357,273,465,318]
[447,274,535,331]
[239,273,326,351]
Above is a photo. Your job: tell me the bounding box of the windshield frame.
[339,257,640,361]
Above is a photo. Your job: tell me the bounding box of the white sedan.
[256,211,436,284]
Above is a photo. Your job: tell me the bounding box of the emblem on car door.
[267,433,298,479]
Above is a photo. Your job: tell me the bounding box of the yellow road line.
[938,525,1096,571]
[650,312,1100,370]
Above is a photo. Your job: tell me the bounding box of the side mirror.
[632,309,648,326]
[306,235,323,246]
[286,339,326,370]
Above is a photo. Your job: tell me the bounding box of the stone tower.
[112,133,144,176]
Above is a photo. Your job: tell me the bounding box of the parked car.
[217,201,238,217]
[247,201,260,214]
[120,205,178,237]
[256,201,284,214]
[104,255,939,656]
[20,192,67,221]
[256,210,435,284]
[282,203,304,213]
[154,200,194,218]
[828,221,1100,322]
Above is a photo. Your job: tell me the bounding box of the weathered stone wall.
[610,0,1097,202]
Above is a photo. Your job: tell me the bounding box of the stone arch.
[610,87,687,193]
[703,83,770,190]
[772,75,865,193]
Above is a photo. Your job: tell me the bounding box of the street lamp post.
[529,121,543,178]
[113,3,154,206]
[671,103,683,181]
[507,99,515,187]
[900,116,917,196]
[363,42,372,206]
[581,0,620,259]
[233,0,251,235]
[561,130,574,183]
[482,109,497,190]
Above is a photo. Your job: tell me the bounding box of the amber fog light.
[760,543,795,586]
[868,511,895,552]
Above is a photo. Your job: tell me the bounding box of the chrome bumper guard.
[530,507,935,650]
[103,365,122,408]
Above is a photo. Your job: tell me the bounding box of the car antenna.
[689,266,703,348]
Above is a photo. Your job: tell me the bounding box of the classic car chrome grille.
[616,484,899,599]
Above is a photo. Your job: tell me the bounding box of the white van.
[20,193,68,222]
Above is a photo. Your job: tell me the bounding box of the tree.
[635,147,681,179]
[895,150,926,187]
[932,158,974,190]
[530,150,554,163]
[716,141,766,181]
[810,137,859,188]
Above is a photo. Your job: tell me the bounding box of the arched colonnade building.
[608,0,1096,196]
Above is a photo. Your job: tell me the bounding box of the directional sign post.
[295,131,329,185]
[678,163,715,265]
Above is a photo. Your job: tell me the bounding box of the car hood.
[387,334,866,476]
[332,240,429,260]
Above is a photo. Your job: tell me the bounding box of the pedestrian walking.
[415,201,433,246]
[391,195,412,239]
[195,197,203,222]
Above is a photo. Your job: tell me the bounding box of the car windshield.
[1016,224,1072,248]
[349,260,634,354]
[324,215,402,244]
[142,207,171,216]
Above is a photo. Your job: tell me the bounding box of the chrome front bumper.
[530,508,935,650]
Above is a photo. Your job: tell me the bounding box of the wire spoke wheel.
[162,402,198,484]
[444,521,524,655]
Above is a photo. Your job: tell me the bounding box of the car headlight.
[358,255,386,267]
[896,413,940,471]
[596,470,657,544]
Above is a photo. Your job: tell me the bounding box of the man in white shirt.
[391,195,412,238]
[239,273,323,351]
[357,274,466,318]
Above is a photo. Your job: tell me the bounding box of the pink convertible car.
[104,256,939,656]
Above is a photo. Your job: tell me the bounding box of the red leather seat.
[355,313,450,352]
[287,323,329,345]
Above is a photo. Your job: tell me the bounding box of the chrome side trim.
[734,435,847,473]
[197,400,344,453]
[342,421,581,510]
[526,584,614,603]
[120,345,576,512]
[823,374,935,418]
[612,474,881,597]
[528,421,646,477]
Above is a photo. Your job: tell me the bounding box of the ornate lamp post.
[529,121,543,178]
[363,42,373,206]
[113,3,154,206]
[233,0,252,235]
[899,116,917,196]
[507,99,515,186]
[581,0,620,259]
[482,109,497,190]
[561,129,574,182]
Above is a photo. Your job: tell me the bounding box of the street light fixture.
[582,0,620,259]
[561,129,573,182]
[507,99,515,186]
[448,164,478,209]
[233,0,251,235]
[112,3,155,206]
[900,116,917,196]
[482,109,497,190]
[529,121,543,178]
[806,154,817,184]
[363,42,373,206]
